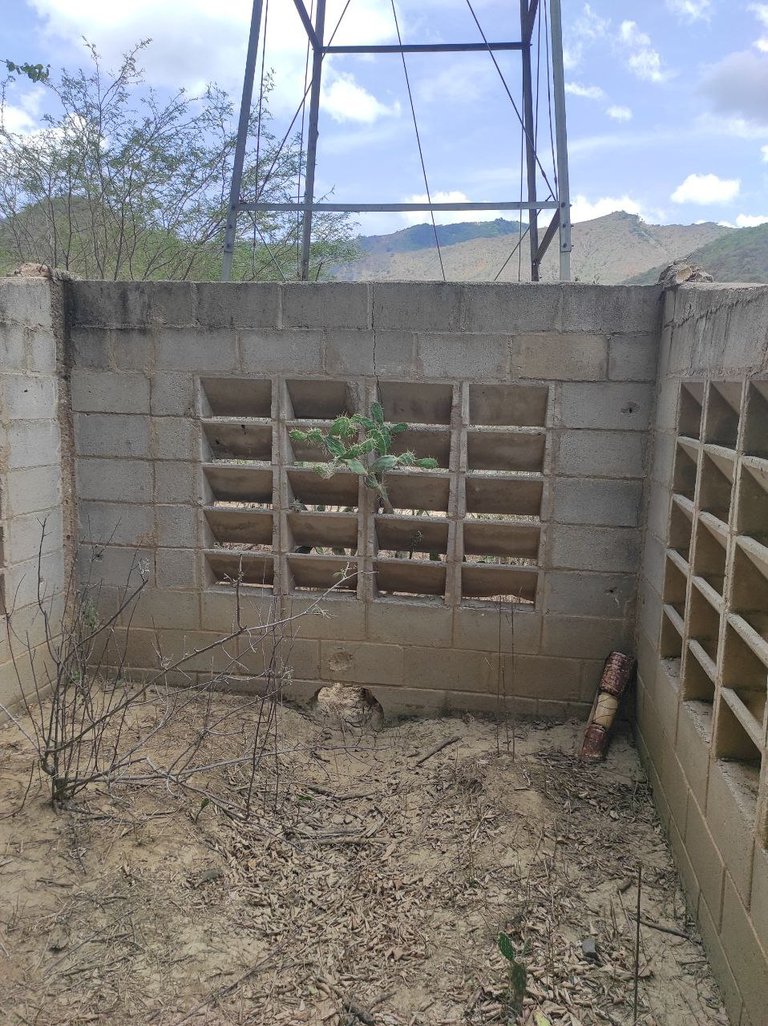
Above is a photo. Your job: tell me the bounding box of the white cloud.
[619,21,672,83]
[666,0,712,20]
[700,50,768,127]
[400,191,504,227]
[606,105,632,121]
[570,194,644,222]
[565,82,605,100]
[671,173,741,204]
[762,144,768,161]
[735,213,768,226]
[563,3,609,70]
[321,73,400,124]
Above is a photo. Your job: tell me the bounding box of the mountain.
[334,212,733,284]
[624,221,768,285]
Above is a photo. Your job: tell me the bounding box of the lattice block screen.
[662,379,768,843]
[199,377,549,606]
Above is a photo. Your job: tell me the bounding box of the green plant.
[3,60,50,83]
[289,403,437,514]
[497,932,528,1016]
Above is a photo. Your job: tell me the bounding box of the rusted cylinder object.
[580,651,635,761]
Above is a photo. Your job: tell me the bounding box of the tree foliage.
[0,41,355,280]
[3,60,50,83]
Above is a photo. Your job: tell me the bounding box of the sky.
[2,0,768,237]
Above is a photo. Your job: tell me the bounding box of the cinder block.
[156,504,199,547]
[154,461,200,505]
[367,331,417,377]
[6,511,63,564]
[155,328,238,372]
[543,571,636,619]
[509,332,608,380]
[240,329,324,374]
[685,795,724,924]
[151,372,196,417]
[550,524,640,573]
[368,601,452,647]
[1,375,58,420]
[0,321,26,366]
[321,640,404,686]
[541,615,630,660]
[552,478,642,527]
[721,873,768,1025]
[460,283,564,333]
[501,654,582,700]
[640,532,665,594]
[416,332,509,380]
[74,413,150,458]
[372,282,464,332]
[367,684,538,720]
[152,417,199,461]
[654,372,679,433]
[155,547,199,589]
[608,334,658,381]
[68,326,112,369]
[25,332,57,374]
[675,701,711,809]
[559,284,661,334]
[668,818,701,917]
[646,481,671,542]
[706,761,756,904]
[79,501,155,547]
[650,431,676,487]
[6,420,60,469]
[559,381,654,431]
[130,588,200,631]
[402,645,498,692]
[200,589,279,633]
[110,328,153,371]
[195,282,280,329]
[5,551,64,609]
[5,466,60,516]
[284,594,366,641]
[282,282,369,329]
[750,846,768,956]
[77,458,153,503]
[79,544,154,589]
[697,895,744,1026]
[557,430,646,478]
[324,330,375,375]
[662,750,691,836]
[0,278,52,329]
[68,282,148,327]
[452,606,541,654]
[637,586,662,654]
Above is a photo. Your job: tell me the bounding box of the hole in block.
[467,430,546,472]
[201,378,271,418]
[390,427,451,469]
[699,452,733,523]
[668,499,693,560]
[673,443,698,501]
[704,382,741,447]
[461,565,537,605]
[205,550,274,590]
[288,510,359,557]
[374,559,447,597]
[738,462,768,543]
[678,381,704,439]
[663,556,688,618]
[204,465,272,507]
[693,517,727,596]
[286,379,359,420]
[744,381,768,459]
[661,608,683,667]
[203,421,272,461]
[374,515,448,561]
[205,508,273,551]
[287,468,359,511]
[683,644,715,704]
[463,521,540,566]
[469,384,548,427]
[378,381,453,425]
[730,545,768,644]
[688,584,721,664]
[386,472,451,516]
[715,703,762,806]
[465,476,543,517]
[288,554,358,593]
[722,623,767,728]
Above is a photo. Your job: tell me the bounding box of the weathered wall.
[0,278,69,715]
[66,280,659,718]
[636,283,768,1026]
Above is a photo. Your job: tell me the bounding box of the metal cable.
[464,0,554,197]
[494,224,530,282]
[389,0,446,281]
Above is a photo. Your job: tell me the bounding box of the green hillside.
[355,217,522,256]
[625,222,768,285]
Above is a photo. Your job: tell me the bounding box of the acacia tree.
[0,41,355,280]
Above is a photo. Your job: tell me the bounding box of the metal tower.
[221,0,572,282]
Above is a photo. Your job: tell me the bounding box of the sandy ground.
[0,686,728,1026]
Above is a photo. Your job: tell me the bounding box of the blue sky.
[3,0,768,237]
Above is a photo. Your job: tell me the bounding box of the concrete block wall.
[0,278,69,714]
[636,283,768,1025]
[65,280,659,719]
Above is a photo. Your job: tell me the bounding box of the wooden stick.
[633,864,642,1025]
[630,913,691,941]
[414,735,461,767]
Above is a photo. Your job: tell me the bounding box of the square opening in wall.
[722,623,767,736]
[390,427,451,469]
[201,378,271,418]
[386,472,451,516]
[698,452,734,524]
[678,381,704,439]
[667,498,693,561]
[205,550,274,590]
[461,565,537,605]
[204,465,273,508]
[744,380,768,459]
[663,555,688,618]
[287,468,360,511]
[469,384,548,427]
[660,608,683,669]
[688,583,721,665]
[374,514,448,561]
[287,509,359,558]
[730,543,768,644]
[203,421,272,462]
[466,476,543,517]
[704,381,741,447]
[737,462,768,542]
[467,430,546,473]
[693,517,727,595]
[204,508,273,552]
[714,700,762,811]
[463,520,540,566]
[682,642,715,708]
[672,443,698,501]
[288,554,358,593]
[378,381,453,426]
[374,559,447,598]
[286,379,358,420]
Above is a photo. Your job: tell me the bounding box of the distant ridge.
[624,221,768,285]
[335,211,733,284]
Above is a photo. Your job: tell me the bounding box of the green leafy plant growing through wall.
[289,402,437,515]
[498,931,528,1018]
